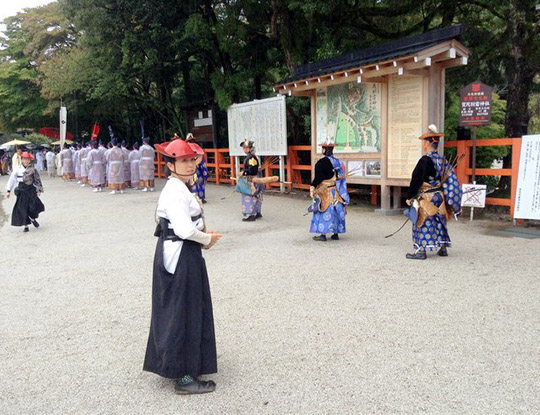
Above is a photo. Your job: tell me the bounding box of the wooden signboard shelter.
[274,24,471,213]
[183,98,218,148]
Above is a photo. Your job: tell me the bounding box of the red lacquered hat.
[189,142,204,156]
[154,138,197,159]
[185,133,204,156]
[21,152,34,159]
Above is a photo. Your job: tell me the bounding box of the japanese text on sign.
[459,81,493,126]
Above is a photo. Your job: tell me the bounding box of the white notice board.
[227,96,287,156]
[515,134,540,219]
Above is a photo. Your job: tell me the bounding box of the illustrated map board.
[387,75,424,179]
[227,96,287,156]
[316,82,382,154]
[515,134,540,220]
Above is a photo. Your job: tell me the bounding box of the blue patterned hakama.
[241,178,263,218]
[310,155,350,234]
[412,152,462,252]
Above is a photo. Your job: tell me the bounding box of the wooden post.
[381,185,391,210]
[392,186,401,209]
[455,141,468,185]
[286,147,292,188]
[371,185,378,206]
[471,126,477,183]
[230,155,237,186]
[510,137,522,218]
[470,127,477,221]
[215,151,221,185]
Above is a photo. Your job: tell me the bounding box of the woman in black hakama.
[143,137,222,395]
[5,152,44,232]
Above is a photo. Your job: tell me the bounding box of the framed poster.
[227,96,287,156]
[365,160,381,178]
[316,82,382,154]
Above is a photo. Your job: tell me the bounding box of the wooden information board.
[387,75,424,179]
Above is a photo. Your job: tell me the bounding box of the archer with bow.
[405,125,462,260]
[309,139,350,242]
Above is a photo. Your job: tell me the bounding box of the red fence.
[445,138,521,217]
[155,145,313,190]
[155,139,522,215]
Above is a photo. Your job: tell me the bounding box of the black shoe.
[255,213,262,219]
[330,233,339,240]
[242,215,256,222]
[437,246,448,257]
[202,199,207,204]
[406,251,426,260]
[23,226,29,233]
[312,235,327,241]
[175,378,216,395]
[31,219,39,228]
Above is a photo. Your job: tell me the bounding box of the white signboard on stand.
[462,184,487,208]
[515,134,540,219]
[227,96,287,156]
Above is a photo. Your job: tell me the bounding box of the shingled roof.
[278,24,466,85]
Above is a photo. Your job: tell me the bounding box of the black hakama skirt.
[11,182,45,227]
[143,237,217,379]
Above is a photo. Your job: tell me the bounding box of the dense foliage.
[0,0,538,153]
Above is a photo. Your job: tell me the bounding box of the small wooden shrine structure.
[274,24,471,212]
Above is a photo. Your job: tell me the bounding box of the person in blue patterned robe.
[309,142,350,241]
[406,126,462,260]
[193,156,209,203]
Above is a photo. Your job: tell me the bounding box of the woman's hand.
[204,232,222,249]
[5,192,10,199]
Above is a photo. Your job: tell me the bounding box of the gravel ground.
[1,175,539,415]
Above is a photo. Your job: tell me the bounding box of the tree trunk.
[254,74,262,100]
[498,0,536,192]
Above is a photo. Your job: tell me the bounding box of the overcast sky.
[0,0,56,28]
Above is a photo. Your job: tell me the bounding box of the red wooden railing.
[445,138,521,217]
[155,145,313,190]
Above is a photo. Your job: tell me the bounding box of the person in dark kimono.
[5,152,45,232]
[405,125,462,260]
[144,137,222,395]
[240,138,263,221]
[309,140,350,241]
[186,133,209,203]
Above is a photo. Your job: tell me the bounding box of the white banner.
[227,96,287,156]
[59,106,67,148]
[515,134,540,219]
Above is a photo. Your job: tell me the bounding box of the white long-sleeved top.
[156,176,212,273]
[6,165,26,191]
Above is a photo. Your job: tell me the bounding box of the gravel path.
[1,175,539,414]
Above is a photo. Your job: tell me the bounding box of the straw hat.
[419,124,445,140]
